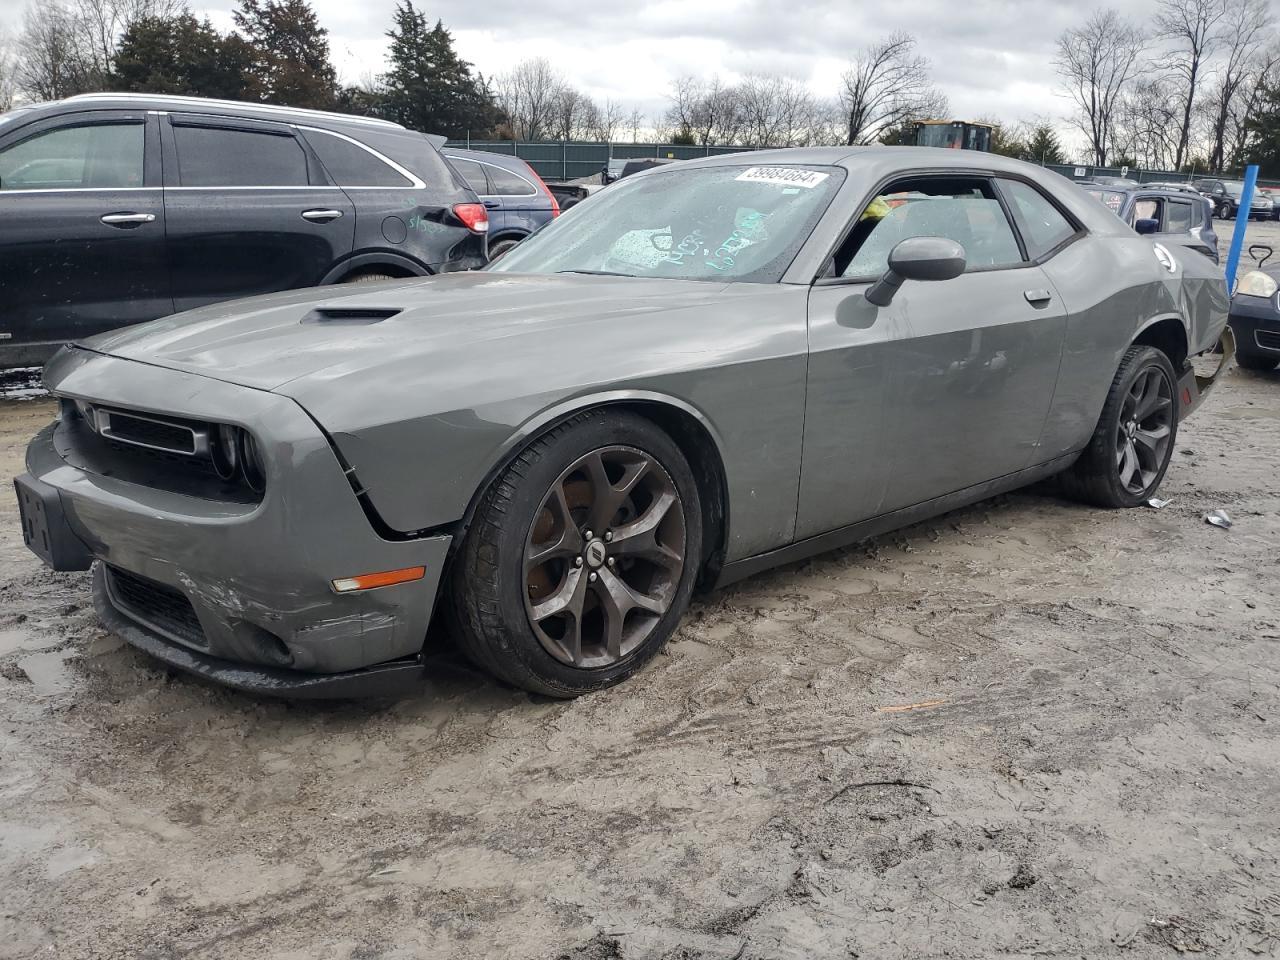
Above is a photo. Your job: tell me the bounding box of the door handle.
[1023,288,1053,305]
[301,208,344,222]
[482,199,501,209]
[100,212,155,227]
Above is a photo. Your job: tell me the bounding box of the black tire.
[487,238,522,261]
[1236,349,1279,371]
[451,409,703,697]
[341,271,398,284]
[1061,345,1179,508]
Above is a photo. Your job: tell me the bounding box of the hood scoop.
[301,306,402,325]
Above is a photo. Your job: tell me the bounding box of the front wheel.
[451,410,702,697]
[1061,345,1179,507]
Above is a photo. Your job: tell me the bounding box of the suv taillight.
[532,173,561,218]
[452,203,489,233]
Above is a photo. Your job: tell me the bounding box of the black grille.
[106,566,207,649]
[1256,329,1280,351]
[102,411,196,454]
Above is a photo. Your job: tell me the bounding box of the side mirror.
[1134,218,1159,235]
[866,236,966,307]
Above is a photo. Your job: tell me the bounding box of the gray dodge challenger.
[16,147,1231,699]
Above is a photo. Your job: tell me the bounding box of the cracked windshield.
[491,164,843,282]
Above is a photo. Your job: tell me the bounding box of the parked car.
[17,147,1229,699]
[1192,178,1275,220]
[0,93,488,368]
[1081,184,1219,263]
[602,157,675,184]
[1227,244,1280,371]
[1258,187,1280,220]
[442,148,560,259]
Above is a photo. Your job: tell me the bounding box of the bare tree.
[17,3,88,101]
[1055,10,1142,165]
[838,32,943,145]
[1156,0,1227,170]
[494,57,565,140]
[73,0,183,85]
[664,75,742,145]
[736,74,822,146]
[0,32,17,111]
[586,98,623,141]
[1115,77,1183,168]
[1202,0,1272,169]
[626,107,644,143]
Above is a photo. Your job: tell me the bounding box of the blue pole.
[1224,164,1259,295]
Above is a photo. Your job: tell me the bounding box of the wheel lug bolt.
[585,530,594,540]
[574,557,583,567]
[588,572,598,582]
[607,557,615,567]
[604,531,613,542]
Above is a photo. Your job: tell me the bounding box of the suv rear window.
[304,129,412,188]
[1084,188,1125,213]
[487,164,537,196]
[173,125,309,187]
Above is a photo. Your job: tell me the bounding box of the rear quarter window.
[487,164,537,196]
[303,129,412,187]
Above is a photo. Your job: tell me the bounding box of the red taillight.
[532,173,561,218]
[452,202,489,233]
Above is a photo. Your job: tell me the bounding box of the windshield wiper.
[555,269,632,277]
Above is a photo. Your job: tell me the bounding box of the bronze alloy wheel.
[1114,363,1174,496]
[523,445,686,668]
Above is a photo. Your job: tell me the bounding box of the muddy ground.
[1,359,1279,959]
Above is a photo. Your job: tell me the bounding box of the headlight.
[211,424,240,481]
[238,430,267,493]
[1236,270,1278,298]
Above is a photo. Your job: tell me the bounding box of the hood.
[80,272,732,392]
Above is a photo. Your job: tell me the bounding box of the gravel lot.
[2,251,1279,958]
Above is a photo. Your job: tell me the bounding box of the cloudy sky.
[3,0,1127,139]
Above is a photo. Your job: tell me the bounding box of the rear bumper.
[1179,326,1235,419]
[22,348,453,695]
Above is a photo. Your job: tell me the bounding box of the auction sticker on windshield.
[735,167,829,188]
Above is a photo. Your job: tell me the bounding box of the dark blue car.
[443,148,559,260]
[1082,184,1219,264]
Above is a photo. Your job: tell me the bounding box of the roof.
[682,145,1062,174]
[55,93,404,130]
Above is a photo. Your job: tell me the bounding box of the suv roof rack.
[60,93,405,129]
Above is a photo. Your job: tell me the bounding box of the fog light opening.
[211,424,240,481]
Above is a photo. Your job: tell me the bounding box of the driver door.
[796,174,1070,539]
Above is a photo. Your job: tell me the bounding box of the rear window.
[303,129,412,187]
[1166,200,1193,233]
[1085,188,1125,214]
[173,125,308,187]
[448,157,490,194]
[487,163,537,196]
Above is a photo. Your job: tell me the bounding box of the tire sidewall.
[482,413,702,695]
[1099,346,1180,507]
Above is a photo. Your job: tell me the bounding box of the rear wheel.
[1061,345,1178,507]
[451,410,702,697]
[341,271,398,284]
[487,237,522,261]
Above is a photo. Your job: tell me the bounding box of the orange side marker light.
[331,566,426,593]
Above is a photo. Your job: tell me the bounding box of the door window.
[837,177,1023,279]
[0,122,144,190]
[305,130,411,187]
[449,158,490,194]
[999,179,1077,258]
[1166,200,1193,233]
[172,124,309,187]
[1132,198,1164,226]
[486,164,537,196]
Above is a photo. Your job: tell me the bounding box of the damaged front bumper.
[21,348,452,699]
[1178,325,1235,419]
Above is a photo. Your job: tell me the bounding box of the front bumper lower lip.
[92,566,427,700]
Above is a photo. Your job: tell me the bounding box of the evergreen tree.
[114,14,256,101]
[380,1,498,137]
[1245,83,1280,176]
[1023,123,1066,165]
[233,0,336,109]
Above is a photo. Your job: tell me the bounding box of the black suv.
[0,93,488,367]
